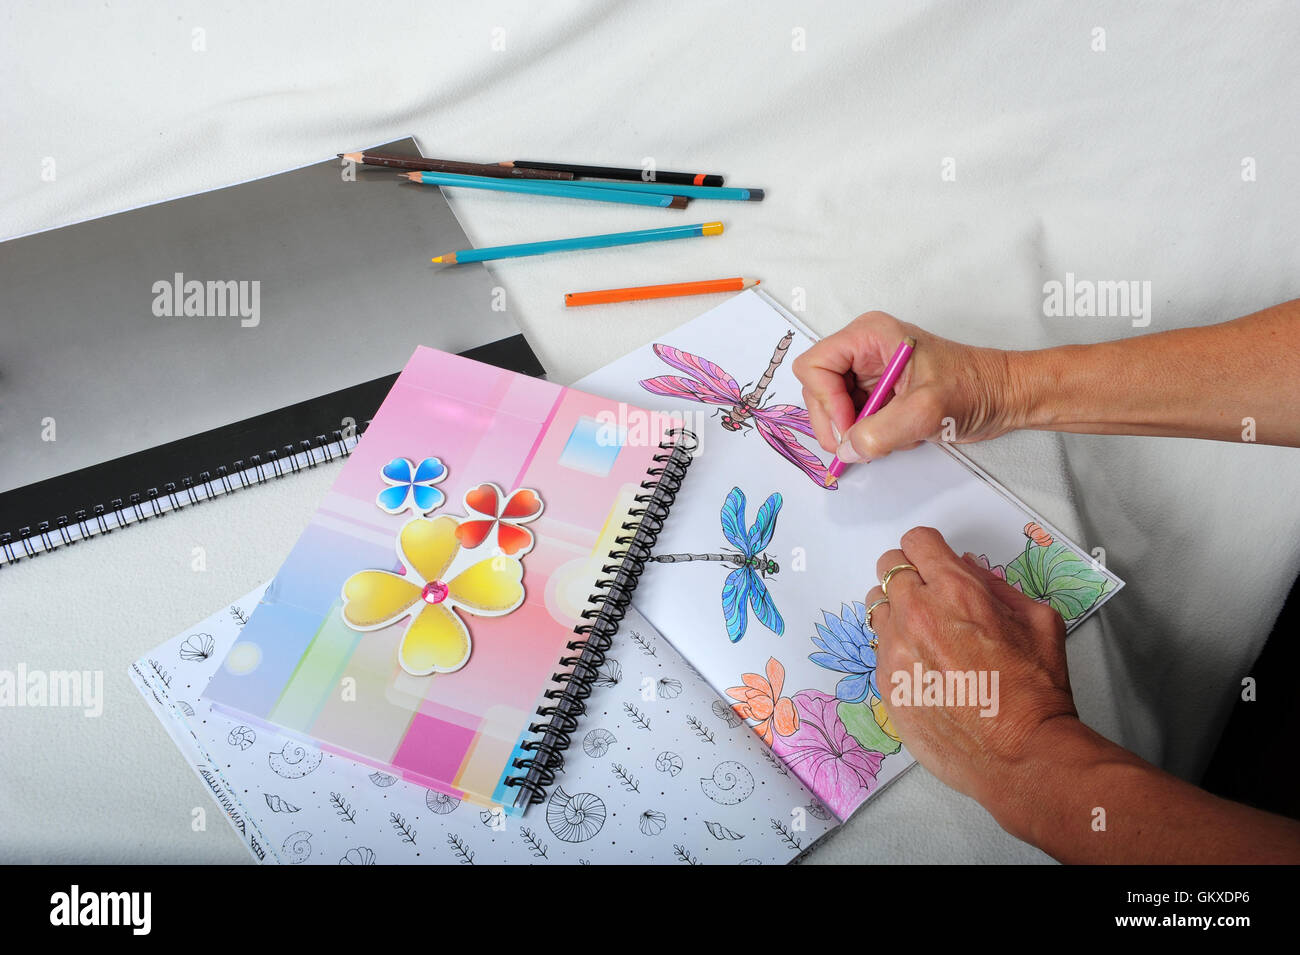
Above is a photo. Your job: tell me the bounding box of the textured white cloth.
[2,0,1297,864]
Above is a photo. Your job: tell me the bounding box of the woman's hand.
[866,526,1079,832]
[792,311,1031,463]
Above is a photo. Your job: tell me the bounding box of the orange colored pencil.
[564,276,759,307]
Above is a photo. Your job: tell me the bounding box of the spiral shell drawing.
[639,809,667,836]
[227,725,256,750]
[339,847,376,865]
[656,677,683,700]
[700,760,755,805]
[281,830,313,864]
[582,728,617,758]
[655,751,684,776]
[712,699,743,727]
[268,742,322,779]
[425,790,461,814]
[546,786,607,843]
[369,771,397,787]
[179,632,215,662]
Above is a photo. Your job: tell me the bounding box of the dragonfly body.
[639,332,833,487]
[651,487,784,642]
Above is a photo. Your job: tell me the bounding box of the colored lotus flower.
[772,689,885,820]
[1023,521,1054,547]
[341,515,524,675]
[376,456,448,515]
[455,483,544,556]
[808,601,879,704]
[726,657,799,744]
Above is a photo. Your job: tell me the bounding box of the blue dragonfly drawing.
[650,486,784,642]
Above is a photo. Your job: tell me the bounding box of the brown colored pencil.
[339,151,575,180]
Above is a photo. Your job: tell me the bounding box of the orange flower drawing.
[1024,522,1053,547]
[726,656,800,744]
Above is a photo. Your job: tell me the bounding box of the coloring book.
[574,289,1123,820]
[201,346,689,812]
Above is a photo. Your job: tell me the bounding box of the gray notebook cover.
[0,137,542,557]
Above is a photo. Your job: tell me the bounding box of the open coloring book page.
[575,289,1123,820]
[131,584,837,864]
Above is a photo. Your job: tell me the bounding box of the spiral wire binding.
[504,427,698,808]
[0,426,368,568]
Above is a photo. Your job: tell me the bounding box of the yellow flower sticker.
[341,515,524,676]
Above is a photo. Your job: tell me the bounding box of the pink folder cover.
[203,346,681,811]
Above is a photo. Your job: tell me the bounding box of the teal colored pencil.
[548,178,763,201]
[403,170,686,209]
[431,222,725,265]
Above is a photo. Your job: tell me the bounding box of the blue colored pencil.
[540,178,763,201]
[402,170,686,209]
[431,222,724,265]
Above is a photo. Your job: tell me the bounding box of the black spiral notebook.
[0,137,542,565]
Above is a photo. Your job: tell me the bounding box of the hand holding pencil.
[793,311,1030,471]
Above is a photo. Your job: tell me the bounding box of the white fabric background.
[2,0,1297,864]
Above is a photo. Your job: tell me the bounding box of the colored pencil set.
[341,149,763,304]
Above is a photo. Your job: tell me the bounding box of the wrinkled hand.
[792,311,1029,463]
[866,527,1078,822]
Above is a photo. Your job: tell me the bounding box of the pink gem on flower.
[421,580,449,604]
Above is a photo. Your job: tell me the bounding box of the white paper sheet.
[131,583,837,865]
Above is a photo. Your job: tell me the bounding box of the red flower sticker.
[455,483,544,556]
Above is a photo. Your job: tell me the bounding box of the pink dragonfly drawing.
[639,331,834,488]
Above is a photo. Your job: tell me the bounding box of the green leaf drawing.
[837,700,902,756]
[1003,541,1112,620]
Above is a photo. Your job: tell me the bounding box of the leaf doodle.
[519,826,549,859]
[264,793,300,813]
[390,812,417,845]
[329,792,356,824]
[229,606,250,627]
[704,820,745,841]
[674,843,700,865]
[759,746,789,777]
[610,763,641,792]
[623,702,651,730]
[626,628,657,656]
[447,833,475,865]
[770,817,802,851]
[686,715,716,744]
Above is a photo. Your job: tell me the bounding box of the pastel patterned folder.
[203,346,688,812]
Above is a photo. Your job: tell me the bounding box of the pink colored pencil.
[823,336,916,485]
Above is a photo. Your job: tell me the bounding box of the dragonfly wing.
[747,574,785,637]
[721,567,753,643]
[720,487,750,552]
[651,343,742,397]
[640,374,735,406]
[746,492,783,553]
[754,416,836,488]
[759,403,816,437]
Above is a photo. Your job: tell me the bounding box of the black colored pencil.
[500,160,724,187]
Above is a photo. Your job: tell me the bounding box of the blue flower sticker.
[377,457,448,515]
[808,601,878,703]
